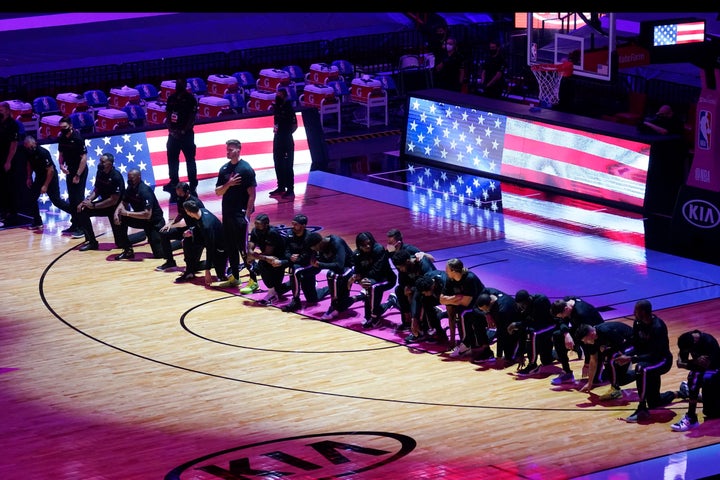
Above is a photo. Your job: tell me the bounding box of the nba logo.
[698,110,711,150]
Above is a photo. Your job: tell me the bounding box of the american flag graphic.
[404,96,650,209]
[653,21,705,46]
[41,113,310,206]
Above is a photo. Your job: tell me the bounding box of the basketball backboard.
[524,12,616,81]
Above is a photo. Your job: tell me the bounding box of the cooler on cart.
[146,102,167,125]
[246,90,276,112]
[95,108,129,132]
[38,115,64,139]
[300,84,336,108]
[108,86,141,108]
[207,74,239,97]
[256,68,290,93]
[306,63,339,85]
[350,76,383,103]
[198,96,230,118]
[56,93,88,115]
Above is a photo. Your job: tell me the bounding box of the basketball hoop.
[530,61,573,108]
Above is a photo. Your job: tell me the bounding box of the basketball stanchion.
[529,61,573,112]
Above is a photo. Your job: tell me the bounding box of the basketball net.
[530,61,573,107]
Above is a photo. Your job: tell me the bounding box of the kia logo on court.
[165,431,416,480]
[682,199,720,229]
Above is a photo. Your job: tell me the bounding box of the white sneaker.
[320,309,338,321]
[449,343,470,358]
[671,414,699,432]
[259,289,278,305]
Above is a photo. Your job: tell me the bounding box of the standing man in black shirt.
[112,168,166,260]
[268,87,297,199]
[57,115,88,236]
[213,139,257,289]
[165,77,198,202]
[0,101,20,227]
[76,152,125,251]
[23,135,72,229]
[479,41,506,100]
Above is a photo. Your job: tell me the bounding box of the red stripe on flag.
[503,133,648,182]
[500,163,645,206]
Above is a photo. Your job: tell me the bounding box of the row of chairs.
[7,58,386,137]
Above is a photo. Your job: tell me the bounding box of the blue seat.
[83,89,109,110]
[282,65,305,90]
[135,83,159,104]
[223,92,245,114]
[327,79,351,103]
[331,60,355,81]
[32,96,61,118]
[69,111,95,135]
[232,71,256,101]
[187,77,207,97]
[122,104,146,128]
[374,74,399,99]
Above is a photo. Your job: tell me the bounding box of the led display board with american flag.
[402,95,651,210]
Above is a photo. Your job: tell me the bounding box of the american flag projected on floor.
[43,131,157,207]
[39,114,311,208]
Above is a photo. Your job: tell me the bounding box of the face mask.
[275,96,283,104]
[490,48,498,54]
[60,127,71,135]
[386,244,395,252]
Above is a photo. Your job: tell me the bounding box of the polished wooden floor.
[3,157,720,480]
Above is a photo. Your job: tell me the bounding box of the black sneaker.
[282,191,295,199]
[79,241,99,252]
[174,271,195,283]
[155,260,177,271]
[517,363,541,376]
[268,188,285,196]
[115,249,135,261]
[282,298,301,313]
[362,318,374,329]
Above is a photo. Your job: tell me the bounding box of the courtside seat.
[282,65,306,91]
[232,71,256,101]
[187,77,208,98]
[223,92,245,114]
[331,60,355,82]
[69,111,95,135]
[32,96,61,118]
[135,83,160,105]
[122,104,146,129]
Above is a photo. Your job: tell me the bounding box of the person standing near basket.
[268,88,297,200]
[479,41,506,99]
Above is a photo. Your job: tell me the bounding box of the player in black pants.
[213,139,257,289]
[615,300,676,423]
[307,232,355,321]
[76,152,125,251]
[280,214,328,312]
[511,290,556,376]
[156,182,203,271]
[350,231,397,329]
[23,135,72,229]
[550,296,604,386]
[577,321,634,400]
[671,329,720,431]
